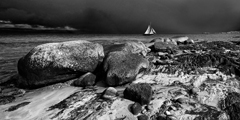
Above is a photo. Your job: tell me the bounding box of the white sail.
[144,24,156,35]
[151,28,156,34]
[144,25,151,34]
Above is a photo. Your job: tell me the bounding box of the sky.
[0,0,240,34]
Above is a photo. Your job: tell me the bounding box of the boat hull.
[143,33,155,36]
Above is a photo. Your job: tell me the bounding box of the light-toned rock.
[104,41,150,56]
[17,40,104,88]
[103,87,118,100]
[171,36,189,43]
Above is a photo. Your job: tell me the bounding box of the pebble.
[190,87,200,94]
[131,102,142,115]
[175,98,188,104]
[164,100,172,106]
[169,106,177,111]
[164,111,173,116]
[146,105,153,112]
[137,114,149,120]
[102,87,118,100]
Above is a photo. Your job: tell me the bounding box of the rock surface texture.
[17,40,104,88]
[1,38,240,120]
[72,72,96,87]
[103,42,149,86]
[124,83,152,105]
[104,52,149,86]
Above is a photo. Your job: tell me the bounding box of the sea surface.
[0,33,239,83]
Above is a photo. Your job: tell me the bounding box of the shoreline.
[0,34,240,120]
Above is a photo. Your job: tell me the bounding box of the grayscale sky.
[0,0,240,33]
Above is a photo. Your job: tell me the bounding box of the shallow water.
[0,33,239,83]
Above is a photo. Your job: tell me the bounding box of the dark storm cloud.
[0,0,240,33]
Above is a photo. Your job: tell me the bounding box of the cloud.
[0,20,11,24]
[0,20,77,31]
[0,0,240,33]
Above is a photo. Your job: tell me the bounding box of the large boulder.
[103,51,149,86]
[103,42,150,86]
[17,40,104,88]
[124,83,152,105]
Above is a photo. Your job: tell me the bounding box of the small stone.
[131,102,142,115]
[141,109,147,114]
[164,111,173,116]
[102,87,118,100]
[175,98,188,104]
[146,105,153,112]
[169,106,177,111]
[164,100,172,106]
[73,72,96,87]
[190,87,200,94]
[137,114,149,120]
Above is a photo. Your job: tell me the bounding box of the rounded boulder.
[17,40,104,88]
[73,72,96,87]
[103,51,149,86]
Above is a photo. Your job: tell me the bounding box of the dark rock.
[102,87,118,100]
[159,50,240,75]
[104,52,149,86]
[221,92,240,120]
[124,83,152,105]
[0,96,15,105]
[73,72,96,87]
[156,116,168,120]
[17,40,104,88]
[179,41,240,51]
[137,114,149,120]
[131,102,142,115]
[6,102,30,112]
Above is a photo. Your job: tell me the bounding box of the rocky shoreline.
[1,36,240,120]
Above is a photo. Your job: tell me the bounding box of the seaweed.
[6,102,30,112]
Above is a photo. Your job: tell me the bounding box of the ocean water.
[0,33,239,83]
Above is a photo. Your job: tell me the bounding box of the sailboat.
[143,23,156,35]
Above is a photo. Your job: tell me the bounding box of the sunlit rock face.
[103,41,150,56]
[17,40,104,88]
